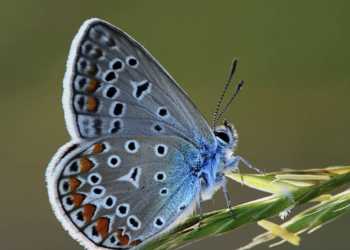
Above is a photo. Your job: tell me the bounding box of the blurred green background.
[1,1,349,250]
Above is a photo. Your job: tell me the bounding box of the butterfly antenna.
[213,59,237,131]
[215,80,244,125]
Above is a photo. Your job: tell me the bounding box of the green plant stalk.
[141,170,350,250]
[283,188,350,233]
[240,189,350,249]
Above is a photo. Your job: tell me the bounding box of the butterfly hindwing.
[63,19,215,150]
[48,135,201,249]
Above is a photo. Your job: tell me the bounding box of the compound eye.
[216,132,230,143]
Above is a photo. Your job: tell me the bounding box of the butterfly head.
[214,120,237,149]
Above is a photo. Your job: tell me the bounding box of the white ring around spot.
[154,171,167,182]
[127,215,141,230]
[90,185,106,198]
[107,155,121,168]
[124,140,139,153]
[153,217,165,228]
[87,173,102,185]
[154,144,168,157]
[102,195,117,209]
[126,56,138,68]
[103,85,119,99]
[159,188,169,196]
[116,203,130,218]
[109,58,125,72]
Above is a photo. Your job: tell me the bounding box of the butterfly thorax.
[200,123,238,200]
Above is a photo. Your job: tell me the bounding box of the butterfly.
[46,18,263,249]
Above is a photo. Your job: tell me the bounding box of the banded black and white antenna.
[213,59,244,132]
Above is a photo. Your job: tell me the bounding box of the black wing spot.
[129,217,139,227]
[77,96,85,110]
[77,211,84,221]
[119,205,127,215]
[90,175,99,184]
[78,78,87,88]
[110,157,118,165]
[105,71,116,82]
[128,142,136,151]
[157,146,165,155]
[113,103,124,116]
[159,108,167,117]
[111,121,121,133]
[112,60,123,70]
[130,168,138,181]
[157,173,164,181]
[106,197,113,206]
[106,86,117,98]
[62,181,69,191]
[156,218,163,226]
[66,197,73,205]
[135,81,150,98]
[93,188,103,194]
[69,161,79,172]
[92,226,99,236]
[110,236,116,243]
[154,125,162,132]
[128,58,138,67]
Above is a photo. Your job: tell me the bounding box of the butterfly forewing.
[53,135,200,248]
[64,19,215,150]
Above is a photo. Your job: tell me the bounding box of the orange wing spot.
[71,193,85,207]
[115,229,129,246]
[129,240,141,246]
[82,204,96,223]
[88,63,98,75]
[118,235,130,246]
[85,79,98,92]
[80,157,94,172]
[116,229,123,238]
[86,97,97,111]
[92,143,105,153]
[69,178,81,191]
[95,218,110,238]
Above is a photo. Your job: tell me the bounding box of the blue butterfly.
[46,18,263,249]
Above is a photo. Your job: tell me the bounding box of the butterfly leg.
[198,178,204,229]
[225,156,265,175]
[221,174,236,219]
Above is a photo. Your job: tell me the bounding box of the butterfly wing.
[47,135,200,249]
[47,18,219,249]
[63,18,215,150]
